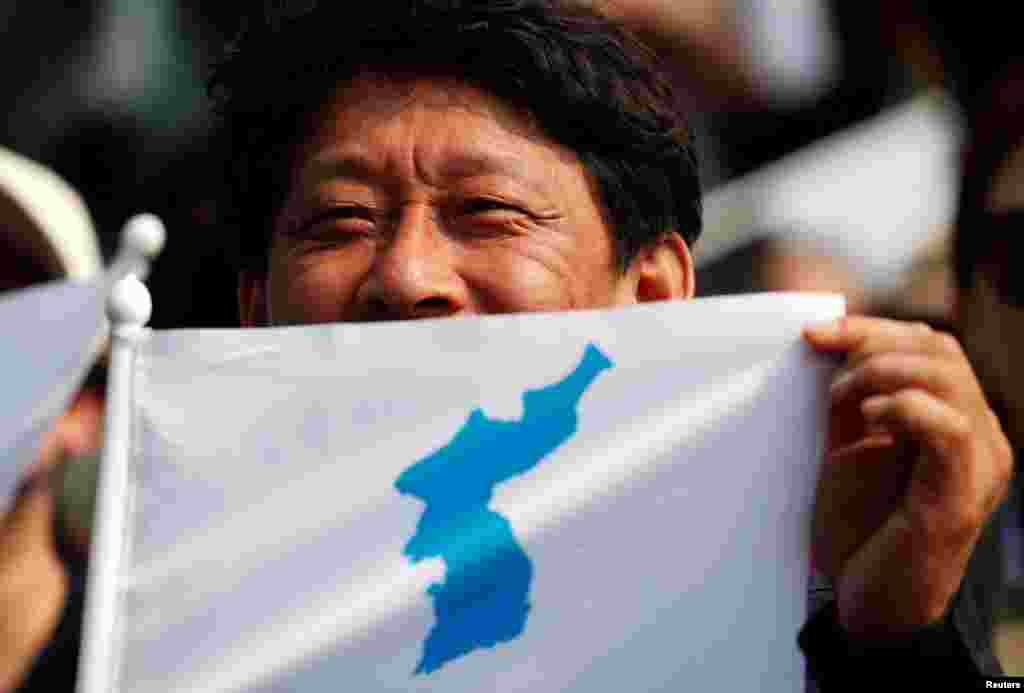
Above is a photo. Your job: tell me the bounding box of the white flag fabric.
[0,278,106,501]
[92,293,843,693]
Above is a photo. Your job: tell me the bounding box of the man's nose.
[358,207,467,320]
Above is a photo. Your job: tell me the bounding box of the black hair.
[209,0,701,274]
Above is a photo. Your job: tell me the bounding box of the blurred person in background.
[0,146,104,693]
[617,0,969,322]
[822,0,1024,656]
[953,59,1024,622]
[899,3,1024,665]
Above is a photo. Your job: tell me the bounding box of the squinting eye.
[292,206,376,238]
[461,198,529,218]
[447,198,538,240]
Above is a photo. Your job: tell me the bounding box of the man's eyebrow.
[301,150,551,194]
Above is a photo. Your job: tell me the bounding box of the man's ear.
[238,271,269,327]
[626,232,695,302]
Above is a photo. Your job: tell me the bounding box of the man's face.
[239,74,692,326]
[958,141,1024,446]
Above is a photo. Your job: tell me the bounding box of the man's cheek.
[463,259,569,313]
[269,265,354,324]
[464,244,586,312]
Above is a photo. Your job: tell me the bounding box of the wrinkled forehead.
[304,72,545,152]
[286,71,583,198]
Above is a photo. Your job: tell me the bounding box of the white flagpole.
[77,218,163,693]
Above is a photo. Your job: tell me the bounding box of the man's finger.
[831,353,967,407]
[860,390,977,504]
[804,317,959,365]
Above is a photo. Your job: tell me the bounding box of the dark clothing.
[800,593,1000,690]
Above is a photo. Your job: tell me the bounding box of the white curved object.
[0,145,102,280]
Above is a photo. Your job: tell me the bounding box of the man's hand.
[0,386,99,693]
[0,468,68,693]
[804,316,1012,639]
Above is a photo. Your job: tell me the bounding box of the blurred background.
[2,0,1007,328]
[1,0,1022,671]
[0,0,239,328]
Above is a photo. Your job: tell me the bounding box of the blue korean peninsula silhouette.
[395,343,613,675]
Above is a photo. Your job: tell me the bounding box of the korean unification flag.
[0,277,105,501]
[89,293,843,693]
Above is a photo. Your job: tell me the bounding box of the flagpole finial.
[122,213,166,259]
[114,213,166,281]
[107,274,152,330]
